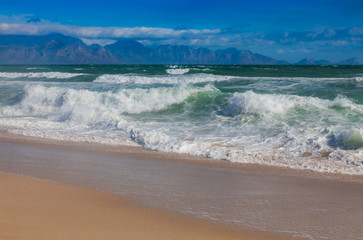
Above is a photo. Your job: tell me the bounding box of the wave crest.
[222,91,300,116]
[94,73,233,85]
[0,72,85,79]
[166,68,190,75]
[222,91,362,117]
[2,84,218,125]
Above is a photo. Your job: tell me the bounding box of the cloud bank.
[0,19,220,40]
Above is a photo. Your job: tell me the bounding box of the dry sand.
[0,172,296,240]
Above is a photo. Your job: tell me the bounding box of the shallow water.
[0,65,362,174]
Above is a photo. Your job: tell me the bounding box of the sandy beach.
[0,172,295,240]
[0,131,362,240]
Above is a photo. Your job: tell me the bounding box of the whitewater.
[0,64,362,174]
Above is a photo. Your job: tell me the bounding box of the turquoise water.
[0,65,362,174]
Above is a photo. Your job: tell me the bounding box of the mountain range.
[0,33,360,65]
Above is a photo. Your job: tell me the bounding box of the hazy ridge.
[0,33,360,65]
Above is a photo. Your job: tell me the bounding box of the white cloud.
[330,40,349,46]
[80,38,116,46]
[288,49,312,53]
[0,23,10,30]
[349,27,363,36]
[0,21,221,40]
[0,14,222,47]
[0,17,230,49]
[323,28,336,38]
[307,27,336,39]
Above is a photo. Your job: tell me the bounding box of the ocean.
[0,65,362,174]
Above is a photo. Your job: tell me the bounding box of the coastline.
[0,130,362,181]
[1,130,363,240]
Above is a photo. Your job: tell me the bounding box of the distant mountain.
[213,48,289,65]
[0,33,286,65]
[295,58,361,65]
[104,40,150,64]
[0,33,360,65]
[295,58,332,65]
[0,33,117,64]
[336,57,360,65]
[105,41,287,65]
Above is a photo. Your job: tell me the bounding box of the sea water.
[0,65,362,174]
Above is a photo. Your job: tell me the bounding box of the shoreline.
[1,171,297,240]
[0,130,362,181]
[1,130,363,239]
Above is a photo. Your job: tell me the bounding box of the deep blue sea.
[0,65,362,174]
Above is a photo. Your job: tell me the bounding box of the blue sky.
[1,0,363,62]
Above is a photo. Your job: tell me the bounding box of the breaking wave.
[1,84,218,122]
[222,90,361,116]
[0,72,85,79]
[166,68,190,75]
[94,73,234,84]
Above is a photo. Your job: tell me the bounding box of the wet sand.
[1,172,299,240]
[0,131,362,240]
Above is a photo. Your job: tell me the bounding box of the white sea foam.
[223,91,299,115]
[1,84,217,122]
[190,67,211,72]
[222,91,362,117]
[166,68,190,75]
[332,129,363,150]
[93,74,360,87]
[112,118,363,174]
[0,72,85,79]
[244,76,349,81]
[94,73,234,84]
[0,83,362,175]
